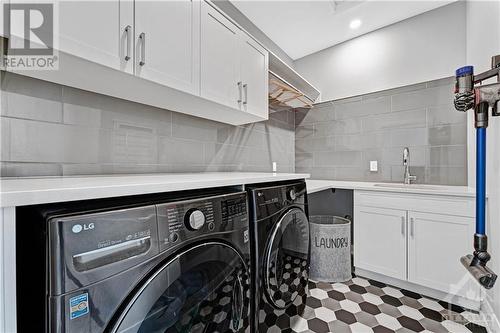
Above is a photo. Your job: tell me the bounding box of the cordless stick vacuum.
[454,55,500,289]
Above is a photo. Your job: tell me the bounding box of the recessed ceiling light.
[350,19,362,29]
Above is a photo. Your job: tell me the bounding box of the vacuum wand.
[454,56,500,289]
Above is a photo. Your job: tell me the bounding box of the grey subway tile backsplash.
[9,118,104,163]
[295,124,314,139]
[427,104,466,127]
[158,137,205,165]
[0,162,63,177]
[390,128,428,147]
[315,118,362,136]
[361,108,426,132]
[335,96,391,120]
[296,136,336,153]
[0,71,467,186]
[428,145,467,167]
[428,124,467,146]
[296,76,467,185]
[427,166,467,186]
[391,81,453,112]
[1,72,295,176]
[171,112,223,143]
[314,150,362,167]
[295,103,333,124]
[1,73,63,123]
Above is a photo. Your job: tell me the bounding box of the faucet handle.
[408,175,417,183]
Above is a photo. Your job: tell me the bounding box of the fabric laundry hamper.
[309,215,351,282]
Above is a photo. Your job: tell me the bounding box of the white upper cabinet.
[21,0,269,125]
[58,0,134,74]
[239,37,269,119]
[135,0,200,95]
[200,2,241,110]
[200,2,268,119]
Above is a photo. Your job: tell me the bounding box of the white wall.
[294,2,466,102]
[465,0,500,328]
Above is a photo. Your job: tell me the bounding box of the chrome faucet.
[403,147,417,184]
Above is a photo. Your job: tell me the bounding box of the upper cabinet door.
[407,211,479,300]
[200,2,241,110]
[135,0,200,95]
[58,0,134,73]
[240,37,269,119]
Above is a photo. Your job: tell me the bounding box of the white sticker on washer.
[243,230,249,243]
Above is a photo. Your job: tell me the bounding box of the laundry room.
[1,0,499,332]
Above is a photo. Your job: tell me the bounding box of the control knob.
[185,209,206,230]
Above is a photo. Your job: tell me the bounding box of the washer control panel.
[157,192,247,252]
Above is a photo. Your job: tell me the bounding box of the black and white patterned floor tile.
[285,277,489,333]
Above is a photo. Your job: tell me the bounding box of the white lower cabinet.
[354,207,407,280]
[354,190,480,305]
[407,211,477,299]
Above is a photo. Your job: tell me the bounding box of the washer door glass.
[110,242,249,333]
[264,208,309,309]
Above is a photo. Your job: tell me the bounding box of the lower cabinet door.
[354,206,407,280]
[407,211,479,300]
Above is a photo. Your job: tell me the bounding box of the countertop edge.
[306,180,477,198]
[0,173,310,207]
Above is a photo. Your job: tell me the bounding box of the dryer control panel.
[157,192,248,252]
[251,181,307,221]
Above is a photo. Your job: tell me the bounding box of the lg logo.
[72,223,95,234]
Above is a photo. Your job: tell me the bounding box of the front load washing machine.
[17,188,251,333]
[247,180,310,333]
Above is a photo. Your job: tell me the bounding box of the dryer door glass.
[264,208,309,309]
[110,242,249,333]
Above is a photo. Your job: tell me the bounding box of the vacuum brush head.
[461,254,497,289]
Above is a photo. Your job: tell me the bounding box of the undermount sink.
[374,183,442,190]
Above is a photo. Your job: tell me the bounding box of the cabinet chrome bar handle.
[237,81,242,103]
[124,25,131,61]
[139,32,146,66]
[401,216,405,235]
[243,83,248,105]
[410,217,415,237]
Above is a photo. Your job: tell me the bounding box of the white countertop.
[306,179,476,197]
[0,172,310,207]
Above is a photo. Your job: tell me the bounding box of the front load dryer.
[247,180,310,333]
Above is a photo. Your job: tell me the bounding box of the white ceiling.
[231,0,457,60]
